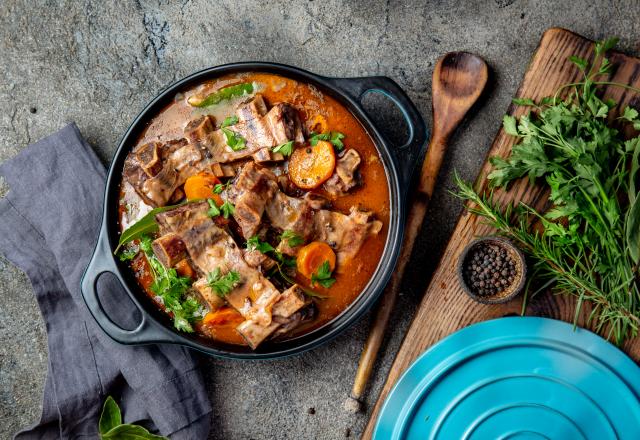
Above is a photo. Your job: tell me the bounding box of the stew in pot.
[117,73,389,348]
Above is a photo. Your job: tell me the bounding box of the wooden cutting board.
[362,27,640,439]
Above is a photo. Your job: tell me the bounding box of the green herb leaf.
[207,199,220,217]
[309,131,346,150]
[272,140,295,156]
[99,397,167,439]
[115,203,187,253]
[140,236,200,332]
[221,127,246,151]
[502,115,519,136]
[280,230,304,247]
[512,97,536,106]
[220,200,235,218]
[102,424,167,439]
[118,246,139,262]
[187,82,254,107]
[569,55,588,71]
[621,106,639,122]
[207,268,241,297]
[311,261,336,288]
[213,182,227,194]
[246,236,275,253]
[99,396,121,435]
[221,115,239,128]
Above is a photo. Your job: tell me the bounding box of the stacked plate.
[374,317,640,440]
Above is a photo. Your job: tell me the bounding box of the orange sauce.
[120,72,390,345]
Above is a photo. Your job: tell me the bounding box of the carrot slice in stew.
[184,172,223,205]
[288,140,336,189]
[296,241,337,278]
[202,307,244,327]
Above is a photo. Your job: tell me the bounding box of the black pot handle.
[325,76,428,195]
[81,229,173,345]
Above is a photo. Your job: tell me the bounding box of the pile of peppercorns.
[463,243,517,297]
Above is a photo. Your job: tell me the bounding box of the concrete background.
[2,1,640,438]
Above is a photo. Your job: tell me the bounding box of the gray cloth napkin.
[0,123,211,439]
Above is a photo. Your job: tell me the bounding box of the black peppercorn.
[463,243,519,297]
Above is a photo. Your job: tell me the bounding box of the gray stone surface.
[1,0,639,438]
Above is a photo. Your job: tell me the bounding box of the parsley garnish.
[207,268,241,297]
[118,246,138,262]
[311,261,336,288]
[139,236,202,332]
[207,199,220,217]
[280,230,304,247]
[220,200,235,218]
[309,131,345,150]
[246,235,275,253]
[213,181,230,194]
[221,127,246,151]
[220,115,239,128]
[272,140,294,156]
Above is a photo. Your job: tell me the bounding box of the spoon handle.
[347,52,488,411]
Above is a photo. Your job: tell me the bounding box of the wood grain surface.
[362,27,640,439]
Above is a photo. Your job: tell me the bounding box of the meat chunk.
[236,320,280,349]
[159,202,282,327]
[272,285,306,318]
[192,277,225,312]
[314,206,383,270]
[264,103,305,145]
[123,138,207,207]
[228,162,280,239]
[184,95,304,165]
[243,249,277,271]
[151,233,187,268]
[324,149,361,196]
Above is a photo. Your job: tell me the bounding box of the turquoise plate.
[374,317,640,440]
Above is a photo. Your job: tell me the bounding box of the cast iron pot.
[81,62,428,359]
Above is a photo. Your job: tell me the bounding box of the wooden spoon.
[345,52,489,413]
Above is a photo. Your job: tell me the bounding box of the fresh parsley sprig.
[280,230,304,247]
[310,261,336,288]
[309,131,345,150]
[272,140,294,156]
[140,236,203,332]
[246,235,275,253]
[220,115,239,128]
[207,268,241,297]
[221,127,246,151]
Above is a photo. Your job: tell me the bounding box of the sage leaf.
[99,396,121,435]
[115,203,187,253]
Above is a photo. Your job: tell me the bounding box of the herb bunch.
[455,38,640,344]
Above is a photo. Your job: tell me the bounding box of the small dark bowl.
[457,236,527,304]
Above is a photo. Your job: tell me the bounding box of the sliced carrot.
[296,241,336,278]
[175,259,195,279]
[288,140,336,189]
[183,172,223,205]
[202,307,244,327]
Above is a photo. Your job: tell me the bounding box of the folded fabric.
[0,123,211,439]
